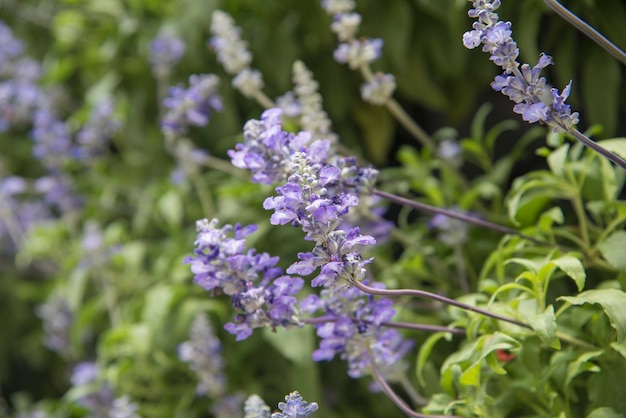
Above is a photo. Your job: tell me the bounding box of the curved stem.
[566,129,626,170]
[365,347,461,418]
[304,317,466,335]
[373,189,556,248]
[353,280,532,330]
[543,0,626,66]
[251,90,276,109]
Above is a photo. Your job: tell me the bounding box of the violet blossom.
[161,74,222,139]
[185,218,303,341]
[463,0,579,133]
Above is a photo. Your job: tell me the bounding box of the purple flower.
[186,219,304,340]
[75,98,119,160]
[161,74,222,138]
[333,38,383,69]
[30,109,73,170]
[209,10,253,75]
[178,313,227,397]
[36,295,73,356]
[303,284,413,383]
[463,0,579,133]
[149,33,186,79]
[229,108,331,185]
[271,391,318,418]
[0,20,24,72]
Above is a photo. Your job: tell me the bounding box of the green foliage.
[1,1,626,417]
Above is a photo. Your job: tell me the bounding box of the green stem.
[358,65,435,150]
[190,174,215,218]
[373,189,556,247]
[365,347,460,418]
[556,331,600,350]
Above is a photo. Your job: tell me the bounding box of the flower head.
[360,73,395,105]
[161,74,222,138]
[178,313,227,397]
[463,0,579,133]
[333,38,383,69]
[185,218,303,340]
[149,32,186,79]
[271,391,318,418]
[209,10,253,75]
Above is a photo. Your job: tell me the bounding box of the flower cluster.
[230,109,380,289]
[360,72,396,105]
[272,392,319,418]
[75,98,120,160]
[462,0,579,132]
[0,21,42,131]
[149,32,186,80]
[320,4,394,106]
[161,73,222,138]
[70,362,141,418]
[209,10,264,99]
[36,295,73,357]
[178,312,227,397]
[228,108,331,185]
[302,285,412,383]
[185,218,303,341]
[243,392,318,418]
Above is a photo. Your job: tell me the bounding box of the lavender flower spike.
[185,218,304,340]
[462,0,579,133]
[178,313,227,397]
[271,392,318,418]
[243,395,271,418]
[149,32,186,79]
[161,73,222,138]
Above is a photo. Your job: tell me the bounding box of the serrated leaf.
[598,231,626,272]
[559,288,626,345]
[552,255,586,291]
[530,305,561,349]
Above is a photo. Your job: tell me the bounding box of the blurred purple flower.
[161,74,222,138]
[149,33,185,79]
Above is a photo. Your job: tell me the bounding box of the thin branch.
[365,347,461,418]
[372,189,555,247]
[543,0,626,66]
[353,280,532,330]
[567,129,626,170]
[304,317,466,335]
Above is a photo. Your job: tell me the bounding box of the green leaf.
[530,305,561,349]
[547,144,570,176]
[157,189,183,229]
[598,231,626,272]
[559,289,626,346]
[416,332,451,386]
[552,255,586,291]
[458,333,520,387]
[564,350,603,393]
[263,326,315,365]
[142,285,174,332]
[587,407,624,418]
